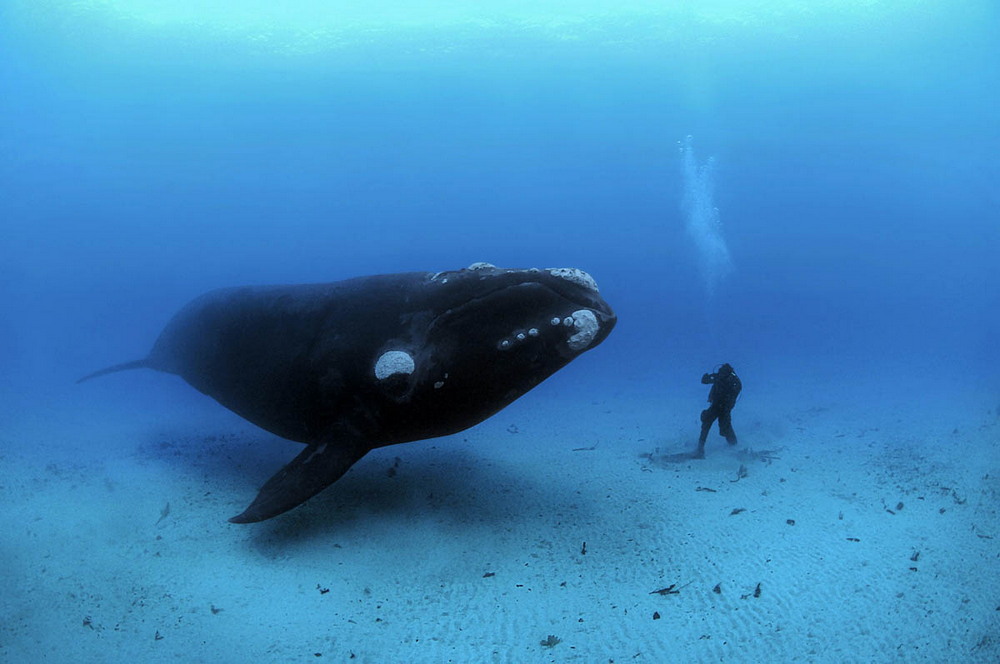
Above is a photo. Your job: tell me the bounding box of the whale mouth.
[539,268,616,343]
[427,263,617,352]
[528,274,616,357]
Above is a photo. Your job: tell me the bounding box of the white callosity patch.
[547,267,599,292]
[374,350,415,380]
[567,310,600,351]
[433,262,498,282]
[498,327,539,351]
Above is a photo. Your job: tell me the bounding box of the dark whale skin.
[79,263,616,523]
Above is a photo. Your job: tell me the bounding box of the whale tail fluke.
[76,359,151,384]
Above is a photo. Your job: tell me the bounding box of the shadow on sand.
[641,444,784,468]
[132,425,603,550]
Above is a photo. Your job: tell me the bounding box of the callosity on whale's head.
[432,262,616,356]
[369,262,617,443]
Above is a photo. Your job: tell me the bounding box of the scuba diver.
[695,363,742,458]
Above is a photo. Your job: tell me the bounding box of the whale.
[79,263,616,523]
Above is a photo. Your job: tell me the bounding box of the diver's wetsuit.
[698,363,742,453]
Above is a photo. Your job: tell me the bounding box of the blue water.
[3,2,997,407]
[1,2,999,660]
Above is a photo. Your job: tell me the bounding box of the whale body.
[79,263,616,523]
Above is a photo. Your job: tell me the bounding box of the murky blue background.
[2,1,997,405]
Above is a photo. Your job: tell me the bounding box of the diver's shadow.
[642,442,784,469]
[651,449,704,464]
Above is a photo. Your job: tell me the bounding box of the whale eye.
[374,350,415,380]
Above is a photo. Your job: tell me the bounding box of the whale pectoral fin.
[229,438,370,524]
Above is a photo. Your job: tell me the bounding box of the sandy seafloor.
[1,371,998,663]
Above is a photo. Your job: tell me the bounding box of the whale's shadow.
[135,424,592,547]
